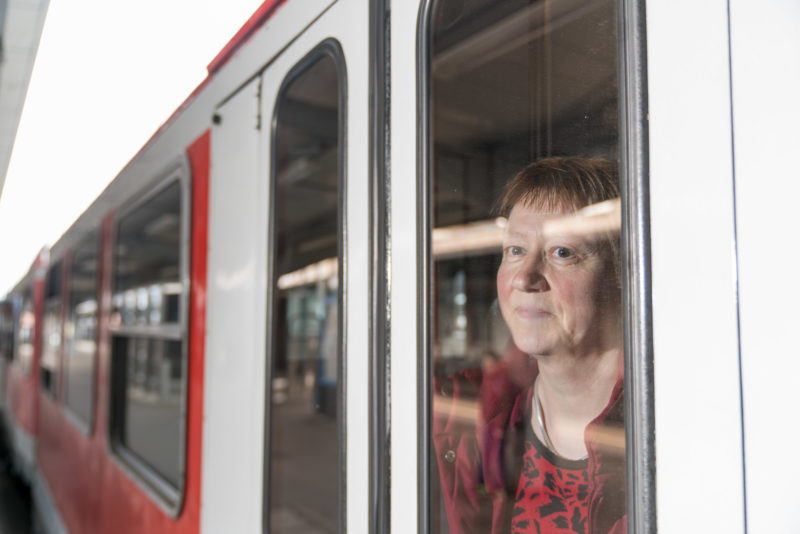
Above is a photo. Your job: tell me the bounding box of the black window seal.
[264,38,348,534]
[417,1,434,532]
[369,0,391,533]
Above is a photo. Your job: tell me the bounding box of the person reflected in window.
[434,157,625,534]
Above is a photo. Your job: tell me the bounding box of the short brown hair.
[496,157,619,216]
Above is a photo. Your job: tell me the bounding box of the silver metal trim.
[416,1,434,532]
[618,0,656,531]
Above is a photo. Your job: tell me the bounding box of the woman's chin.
[511,337,556,358]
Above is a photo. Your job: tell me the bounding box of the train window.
[16,290,35,376]
[41,260,63,398]
[63,231,99,430]
[109,177,187,506]
[0,300,13,361]
[424,0,626,532]
[267,43,345,534]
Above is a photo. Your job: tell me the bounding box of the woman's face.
[497,202,620,358]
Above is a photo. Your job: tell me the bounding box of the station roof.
[0,0,49,201]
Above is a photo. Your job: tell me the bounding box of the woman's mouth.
[514,306,551,319]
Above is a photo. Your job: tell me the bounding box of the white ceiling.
[0,0,49,200]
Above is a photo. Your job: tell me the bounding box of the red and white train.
[0,0,799,532]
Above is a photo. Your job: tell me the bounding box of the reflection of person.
[434,157,625,534]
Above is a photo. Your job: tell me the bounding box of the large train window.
[424,0,626,532]
[267,42,345,534]
[63,231,99,431]
[41,260,63,398]
[109,175,188,510]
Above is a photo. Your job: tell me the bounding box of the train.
[0,0,799,532]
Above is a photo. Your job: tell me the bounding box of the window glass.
[268,49,343,533]
[427,1,625,533]
[64,232,99,428]
[16,291,35,376]
[41,261,63,397]
[0,300,13,361]
[110,179,185,494]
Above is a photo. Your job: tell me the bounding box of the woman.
[434,157,626,534]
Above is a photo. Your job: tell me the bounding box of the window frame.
[416,0,655,532]
[106,157,191,516]
[62,231,101,435]
[264,38,348,534]
[0,298,15,362]
[16,288,35,377]
[368,1,391,533]
[40,259,64,400]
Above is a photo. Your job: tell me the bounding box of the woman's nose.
[511,255,549,292]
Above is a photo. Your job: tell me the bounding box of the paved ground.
[0,424,32,534]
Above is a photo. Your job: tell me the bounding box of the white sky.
[0,0,265,293]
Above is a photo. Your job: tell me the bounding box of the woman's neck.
[531,348,621,460]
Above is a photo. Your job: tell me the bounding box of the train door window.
[267,43,345,534]
[41,260,63,397]
[63,231,99,430]
[109,175,188,508]
[16,289,35,376]
[424,0,625,532]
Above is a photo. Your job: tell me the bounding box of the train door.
[203,1,370,532]
[645,1,746,531]
[727,1,800,532]
[386,0,757,533]
[392,0,644,530]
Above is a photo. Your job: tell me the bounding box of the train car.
[1,0,799,532]
[1,248,47,484]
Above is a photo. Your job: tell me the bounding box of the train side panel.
[33,133,209,533]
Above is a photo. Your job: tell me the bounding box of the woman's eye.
[553,247,574,259]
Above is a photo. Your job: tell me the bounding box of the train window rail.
[63,231,99,432]
[41,260,63,398]
[422,0,628,532]
[109,173,189,512]
[266,41,346,534]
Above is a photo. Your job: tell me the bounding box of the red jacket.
[433,361,627,534]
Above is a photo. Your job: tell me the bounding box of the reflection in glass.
[113,336,183,486]
[64,232,99,427]
[428,1,626,533]
[111,180,185,492]
[269,51,342,534]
